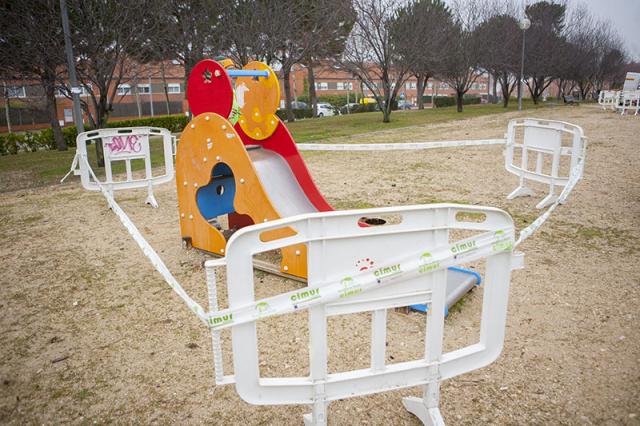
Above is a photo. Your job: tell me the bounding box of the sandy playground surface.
[0,105,639,424]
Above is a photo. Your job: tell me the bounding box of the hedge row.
[422,96,482,108]
[0,114,189,155]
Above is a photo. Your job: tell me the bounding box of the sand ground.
[0,105,639,425]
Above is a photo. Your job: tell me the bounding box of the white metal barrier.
[205,205,519,425]
[505,118,586,209]
[619,91,639,116]
[75,127,174,207]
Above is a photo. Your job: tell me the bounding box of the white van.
[316,103,338,117]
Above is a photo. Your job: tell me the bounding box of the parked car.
[340,103,361,114]
[290,101,308,109]
[397,100,413,110]
[316,103,339,117]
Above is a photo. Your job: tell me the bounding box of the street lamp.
[518,16,531,111]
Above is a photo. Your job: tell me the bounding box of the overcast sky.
[445,0,640,61]
[573,0,640,60]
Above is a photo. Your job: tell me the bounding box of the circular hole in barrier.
[216,185,224,195]
[358,217,386,227]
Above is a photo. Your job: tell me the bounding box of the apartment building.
[2,59,497,133]
[1,61,186,133]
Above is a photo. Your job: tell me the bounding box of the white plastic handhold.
[190,124,195,129]
[183,181,187,186]
[181,213,185,218]
[194,183,198,187]
[295,250,301,255]
[222,125,227,130]
[205,116,210,121]
[203,157,207,162]
[240,178,245,184]
[214,70,221,77]
[283,265,289,271]
[216,156,221,161]
[263,218,268,222]
[188,214,193,219]
[220,248,224,253]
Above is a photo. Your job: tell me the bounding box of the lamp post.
[518,17,531,111]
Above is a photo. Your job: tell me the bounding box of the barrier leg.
[205,261,226,385]
[304,306,328,426]
[507,177,535,200]
[144,154,159,208]
[536,184,558,209]
[403,269,447,425]
[60,151,80,183]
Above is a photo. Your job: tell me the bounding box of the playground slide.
[177,58,483,311]
[247,147,318,217]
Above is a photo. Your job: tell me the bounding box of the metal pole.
[148,74,154,117]
[60,0,84,134]
[518,28,526,111]
[3,82,11,133]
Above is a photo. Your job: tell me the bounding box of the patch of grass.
[287,100,543,143]
[447,295,467,315]
[0,101,544,193]
[330,199,377,210]
[417,197,472,205]
[76,388,94,401]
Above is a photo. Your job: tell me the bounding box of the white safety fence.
[70,118,587,425]
[62,127,175,207]
[597,90,640,115]
[504,118,586,209]
[206,205,519,425]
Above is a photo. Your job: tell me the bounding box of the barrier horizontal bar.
[227,70,269,77]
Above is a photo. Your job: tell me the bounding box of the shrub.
[275,108,314,120]
[0,135,6,155]
[5,133,19,155]
[420,96,481,108]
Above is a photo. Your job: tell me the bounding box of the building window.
[337,82,344,90]
[64,108,73,123]
[427,82,433,89]
[116,84,131,96]
[318,82,328,91]
[167,83,181,94]
[347,82,353,90]
[137,84,151,94]
[6,86,26,98]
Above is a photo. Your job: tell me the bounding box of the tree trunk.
[456,91,464,112]
[307,62,318,117]
[382,104,391,122]
[500,74,510,108]
[416,74,429,110]
[44,81,66,151]
[492,73,498,104]
[161,61,171,115]
[282,67,295,122]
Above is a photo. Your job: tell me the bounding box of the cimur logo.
[451,240,477,255]
[418,252,440,273]
[339,276,362,299]
[290,288,321,307]
[208,313,233,328]
[373,264,402,279]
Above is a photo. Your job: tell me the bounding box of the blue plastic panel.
[196,163,236,220]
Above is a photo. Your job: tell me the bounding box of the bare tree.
[438,0,483,112]
[338,0,419,122]
[396,0,454,110]
[0,0,67,150]
[475,13,521,107]
[523,1,567,104]
[300,0,355,117]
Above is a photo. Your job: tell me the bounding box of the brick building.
[1,61,187,133]
[2,59,497,133]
